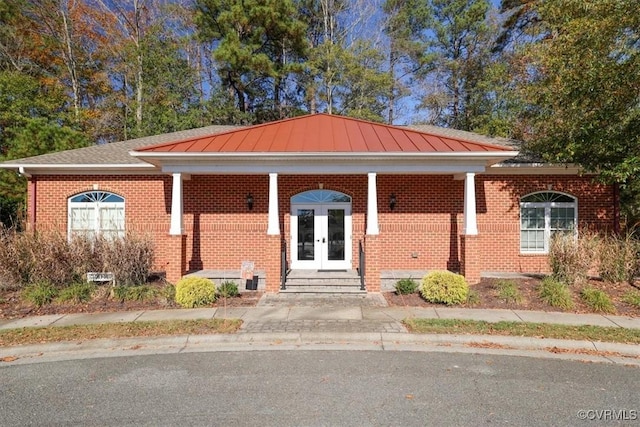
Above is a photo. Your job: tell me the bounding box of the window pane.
[521,208,545,230]
[100,207,125,232]
[297,209,315,261]
[70,207,96,232]
[521,230,545,251]
[551,207,575,231]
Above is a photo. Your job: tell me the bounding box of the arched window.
[520,191,577,253]
[68,191,125,239]
[291,189,351,204]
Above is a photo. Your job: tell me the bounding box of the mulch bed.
[384,277,640,318]
[2,277,640,321]
[0,283,263,320]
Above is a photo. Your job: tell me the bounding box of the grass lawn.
[0,318,242,347]
[403,318,640,345]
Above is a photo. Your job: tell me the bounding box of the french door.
[290,203,352,270]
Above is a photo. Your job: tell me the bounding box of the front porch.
[131,115,517,290]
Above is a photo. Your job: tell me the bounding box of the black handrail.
[358,240,365,291]
[280,239,287,290]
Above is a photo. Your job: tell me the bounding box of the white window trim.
[68,192,125,240]
[520,192,577,254]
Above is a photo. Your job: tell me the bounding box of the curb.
[2,332,639,367]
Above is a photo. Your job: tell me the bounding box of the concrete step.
[284,279,362,286]
[281,269,364,293]
[280,285,366,294]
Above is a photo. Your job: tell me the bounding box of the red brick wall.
[29,173,615,279]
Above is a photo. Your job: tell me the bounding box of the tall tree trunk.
[59,4,80,119]
[133,0,143,133]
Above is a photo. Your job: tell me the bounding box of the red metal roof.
[137,113,513,154]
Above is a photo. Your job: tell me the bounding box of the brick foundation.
[165,234,186,284]
[460,235,481,285]
[364,235,381,292]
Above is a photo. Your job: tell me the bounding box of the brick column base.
[460,235,481,284]
[165,235,186,284]
[265,235,282,293]
[364,235,381,292]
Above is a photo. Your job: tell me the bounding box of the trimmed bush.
[549,232,598,286]
[538,276,574,310]
[22,282,59,307]
[420,271,469,305]
[580,287,616,314]
[175,277,217,308]
[217,281,240,298]
[395,278,418,295]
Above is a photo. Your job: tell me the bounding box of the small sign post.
[241,261,257,290]
[86,272,115,284]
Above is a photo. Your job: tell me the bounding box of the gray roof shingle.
[1,125,239,166]
[1,121,529,168]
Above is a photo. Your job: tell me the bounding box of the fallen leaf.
[405,394,414,400]
[1,356,18,362]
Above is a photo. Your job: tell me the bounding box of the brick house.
[0,114,618,292]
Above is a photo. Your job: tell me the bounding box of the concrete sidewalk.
[2,293,640,367]
[1,293,640,332]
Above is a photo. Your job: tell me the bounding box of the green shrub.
[598,233,640,284]
[217,281,240,298]
[175,277,217,308]
[160,283,176,303]
[395,278,418,295]
[420,271,469,305]
[495,279,523,304]
[466,289,480,306]
[22,282,59,307]
[549,232,598,286]
[580,287,616,314]
[129,285,157,301]
[111,285,157,302]
[57,282,96,304]
[538,276,574,310]
[622,290,640,308]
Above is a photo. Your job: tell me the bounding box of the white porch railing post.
[169,173,184,235]
[267,173,280,235]
[366,172,379,235]
[463,172,478,235]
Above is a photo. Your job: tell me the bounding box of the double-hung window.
[520,192,576,253]
[68,191,125,239]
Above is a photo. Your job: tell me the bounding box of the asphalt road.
[2,351,639,426]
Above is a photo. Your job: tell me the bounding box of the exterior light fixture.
[246,193,254,210]
[389,193,397,211]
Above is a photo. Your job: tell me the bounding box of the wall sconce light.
[389,193,397,211]
[246,193,254,210]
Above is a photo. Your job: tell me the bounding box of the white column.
[267,173,280,235]
[366,172,379,235]
[463,172,478,235]
[169,173,184,235]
